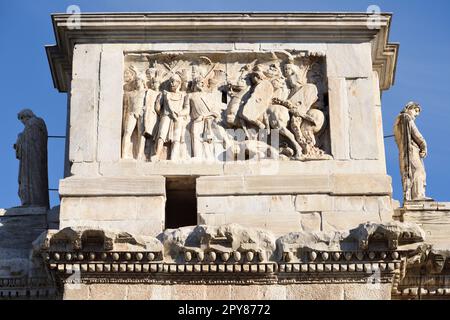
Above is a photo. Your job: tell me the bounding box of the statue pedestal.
[393,201,450,300]
[395,201,450,247]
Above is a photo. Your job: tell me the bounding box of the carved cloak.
[15,116,49,208]
[394,112,427,201]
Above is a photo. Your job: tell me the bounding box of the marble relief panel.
[121,51,331,162]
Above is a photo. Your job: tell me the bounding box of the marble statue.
[14,109,49,208]
[394,101,430,201]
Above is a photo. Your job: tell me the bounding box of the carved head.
[132,73,146,91]
[191,76,205,92]
[145,67,160,90]
[403,101,422,119]
[124,67,136,83]
[17,109,35,125]
[284,60,310,89]
[250,66,267,85]
[168,73,182,92]
[264,63,282,79]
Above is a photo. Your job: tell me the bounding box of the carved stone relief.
[394,102,431,202]
[121,51,332,162]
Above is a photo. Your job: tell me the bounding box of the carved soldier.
[283,59,318,145]
[154,73,190,160]
[280,58,329,159]
[225,62,254,128]
[143,65,161,158]
[122,67,147,160]
[188,76,221,158]
[240,66,274,131]
[263,63,303,159]
[14,109,49,208]
[394,102,431,201]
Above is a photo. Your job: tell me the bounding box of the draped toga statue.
[393,102,431,202]
[14,109,49,208]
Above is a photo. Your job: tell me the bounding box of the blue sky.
[0,0,449,208]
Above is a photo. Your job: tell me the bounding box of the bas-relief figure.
[13,109,49,209]
[122,67,147,160]
[153,73,190,161]
[394,101,431,202]
[121,51,331,162]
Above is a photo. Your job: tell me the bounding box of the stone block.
[126,285,152,300]
[286,284,345,300]
[269,195,296,213]
[225,213,267,230]
[59,176,166,196]
[347,78,379,160]
[198,196,271,214]
[332,196,365,212]
[244,175,330,195]
[198,213,226,226]
[60,218,164,238]
[0,206,47,217]
[266,213,302,235]
[60,196,165,221]
[171,285,206,300]
[197,174,391,197]
[197,175,331,196]
[197,176,245,196]
[328,77,350,160]
[399,207,450,247]
[259,43,327,52]
[295,195,333,212]
[343,283,392,300]
[63,284,90,300]
[300,212,323,232]
[69,44,102,163]
[150,42,234,51]
[149,285,172,300]
[230,285,264,300]
[97,45,124,162]
[88,284,127,300]
[70,162,99,177]
[205,285,232,300]
[234,43,260,51]
[331,174,392,196]
[327,43,372,78]
[322,212,382,232]
[260,285,287,300]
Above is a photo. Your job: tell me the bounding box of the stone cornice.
[46,12,398,93]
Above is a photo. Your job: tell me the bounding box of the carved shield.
[241,80,274,123]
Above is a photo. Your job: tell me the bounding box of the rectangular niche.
[121,50,331,162]
[165,176,197,229]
